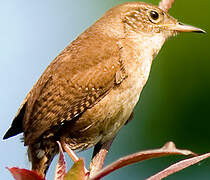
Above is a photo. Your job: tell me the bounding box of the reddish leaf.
[64,159,87,180]
[54,141,66,180]
[147,152,210,180]
[7,167,45,180]
[90,142,196,180]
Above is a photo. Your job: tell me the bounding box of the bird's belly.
[95,62,151,145]
[63,61,151,150]
[99,84,141,144]
[66,76,144,149]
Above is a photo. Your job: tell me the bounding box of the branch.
[147,152,210,180]
[158,0,175,12]
[89,137,115,178]
[90,142,196,180]
[61,142,89,175]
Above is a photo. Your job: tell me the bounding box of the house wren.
[3,2,204,177]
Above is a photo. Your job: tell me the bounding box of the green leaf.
[64,159,87,180]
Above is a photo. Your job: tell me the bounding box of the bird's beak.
[167,22,206,33]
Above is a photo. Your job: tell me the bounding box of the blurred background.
[1,0,210,179]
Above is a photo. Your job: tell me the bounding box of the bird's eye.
[150,10,159,20]
[147,10,162,24]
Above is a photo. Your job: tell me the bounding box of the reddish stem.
[89,142,196,180]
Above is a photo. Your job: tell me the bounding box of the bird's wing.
[21,33,126,145]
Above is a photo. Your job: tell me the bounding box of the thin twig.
[61,142,89,175]
[61,141,79,163]
[89,137,115,178]
[158,0,175,12]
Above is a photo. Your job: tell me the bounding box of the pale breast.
[98,33,164,143]
[100,59,152,143]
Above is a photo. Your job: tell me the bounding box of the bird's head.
[118,2,205,39]
[87,2,205,60]
[95,2,205,60]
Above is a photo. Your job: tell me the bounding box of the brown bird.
[3,1,204,177]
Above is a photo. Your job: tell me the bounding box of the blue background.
[1,0,210,179]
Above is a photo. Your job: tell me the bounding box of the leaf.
[146,152,210,180]
[7,167,45,180]
[54,141,66,180]
[64,159,87,180]
[90,142,196,180]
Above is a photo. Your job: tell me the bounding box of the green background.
[1,0,210,179]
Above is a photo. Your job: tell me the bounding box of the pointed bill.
[167,22,206,33]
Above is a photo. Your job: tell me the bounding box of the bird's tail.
[28,140,58,177]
